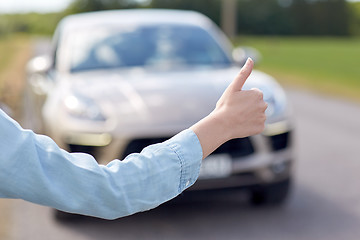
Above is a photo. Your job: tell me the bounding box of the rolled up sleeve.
[165,130,203,193]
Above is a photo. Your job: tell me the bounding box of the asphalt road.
[5,87,360,240]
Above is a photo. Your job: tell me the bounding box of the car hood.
[60,66,276,134]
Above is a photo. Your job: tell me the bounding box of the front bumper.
[190,155,292,191]
[53,123,294,190]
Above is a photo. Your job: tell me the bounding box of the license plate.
[199,154,232,179]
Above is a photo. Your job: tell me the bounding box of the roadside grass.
[0,34,32,240]
[0,34,32,119]
[234,36,360,102]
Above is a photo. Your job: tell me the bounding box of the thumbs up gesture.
[215,58,267,139]
[190,58,268,159]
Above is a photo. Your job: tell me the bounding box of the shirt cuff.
[165,129,203,193]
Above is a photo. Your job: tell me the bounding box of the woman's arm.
[0,114,202,219]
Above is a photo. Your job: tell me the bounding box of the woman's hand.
[190,58,268,159]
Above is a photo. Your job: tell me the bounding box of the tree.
[290,0,350,35]
[63,0,352,36]
[221,0,237,38]
[149,0,222,26]
[65,0,142,14]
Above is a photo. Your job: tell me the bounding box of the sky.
[0,0,74,14]
[0,0,359,14]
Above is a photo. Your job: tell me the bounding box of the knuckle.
[254,127,262,135]
[258,122,266,134]
[239,68,247,75]
[260,125,266,134]
[262,114,267,122]
[263,102,268,111]
[250,88,263,100]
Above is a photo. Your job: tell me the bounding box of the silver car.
[25,9,294,207]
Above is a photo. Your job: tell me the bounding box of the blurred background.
[0,0,360,239]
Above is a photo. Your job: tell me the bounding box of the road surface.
[5,87,360,240]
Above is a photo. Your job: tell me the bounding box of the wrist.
[207,110,232,143]
[190,110,231,159]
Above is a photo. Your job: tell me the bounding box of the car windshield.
[67,24,232,72]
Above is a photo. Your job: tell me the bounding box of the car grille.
[268,131,291,151]
[212,137,254,158]
[121,136,255,160]
[69,144,97,155]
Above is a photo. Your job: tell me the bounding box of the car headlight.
[261,84,289,122]
[63,95,106,121]
[257,82,293,136]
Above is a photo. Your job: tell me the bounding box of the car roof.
[59,9,214,33]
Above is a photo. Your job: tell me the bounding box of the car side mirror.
[232,46,262,66]
[26,55,53,95]
[26,55,52,75]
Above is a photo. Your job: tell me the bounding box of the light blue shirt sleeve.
[0,109,203,219]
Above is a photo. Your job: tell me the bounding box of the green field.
[234,36,360,102]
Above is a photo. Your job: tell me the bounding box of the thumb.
[228,58,254,92]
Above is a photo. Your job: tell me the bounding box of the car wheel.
[250,178,291,206]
